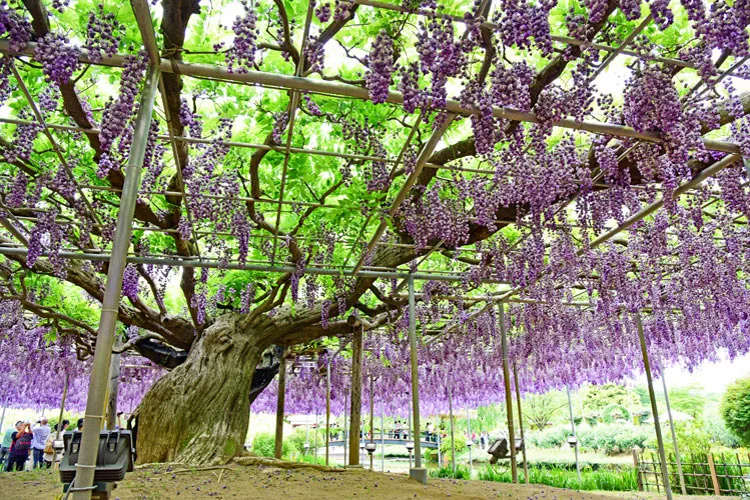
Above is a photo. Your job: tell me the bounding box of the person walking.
[31,418,51,469]
[1,422,19,472]
[6,421,33,472]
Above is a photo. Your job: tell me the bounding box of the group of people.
[0,418,81,472]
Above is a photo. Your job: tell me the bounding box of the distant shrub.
[528,425,570,449]
[577,424,651,455]
[430,465,471,480]
[252,432,291,458]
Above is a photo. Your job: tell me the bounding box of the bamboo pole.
[659,361,687,495]
[274,354,287,459]
[348,325,363,466]
[513,363,529,484]
[635,313,673,500]
[381,405,385,472]
[106,339,121,430]
[70,64,159,500]
[0,396,8,435]
[498,303,518,483]
[369,375,375,471]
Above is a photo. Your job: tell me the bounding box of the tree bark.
[132,314,271,464]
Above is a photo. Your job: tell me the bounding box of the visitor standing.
[0,422,19,472]
[31,418,51,468]
[6,421,33,472]
[76,418,83,431]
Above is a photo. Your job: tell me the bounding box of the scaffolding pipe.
[513,362,529,484]
[70,64,160,500]
[636,313,673,500]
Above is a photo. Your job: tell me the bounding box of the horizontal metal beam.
[0,41,740,154]
[0,246,507,282]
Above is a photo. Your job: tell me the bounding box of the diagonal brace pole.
[70,64,160,500]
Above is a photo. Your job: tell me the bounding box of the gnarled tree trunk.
[132,314,275,464]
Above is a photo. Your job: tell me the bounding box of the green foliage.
[601,404,631,424]
[439,434,467,462]
[251,432,291,458]
[479,464,638,492]
[429,465,471,480]
[666,384,705,419]
[523,392,566,430]
[721,376,750,446]
[578,424,651,454]
[703,415,741,448]
[671,420,713,456]
[582,384,638,413]
[476,404,506,431]
[528,425,570,449]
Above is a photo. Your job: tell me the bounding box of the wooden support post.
[325,363,331,465]
[349,325,363,466]
[707,454,721,495]
[498,302,518,483]
[635,312,673,500]
[659,361,687,495]
[633,449,644,492]
[274,353,287,459]
[567,385,581,483]
[513,363,529,484]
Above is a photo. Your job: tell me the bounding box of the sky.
[631,351,750,395]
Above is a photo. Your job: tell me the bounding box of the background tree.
[523,392,566,431]
[721,376,750,446]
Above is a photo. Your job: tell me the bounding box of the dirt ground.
[0,461,720,500]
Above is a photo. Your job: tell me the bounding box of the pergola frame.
[0,1,748,495]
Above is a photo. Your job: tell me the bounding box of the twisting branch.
[113,332,168,353]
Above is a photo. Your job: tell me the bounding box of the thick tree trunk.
[132,314,273,464]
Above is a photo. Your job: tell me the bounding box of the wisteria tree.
[0,0,748,466]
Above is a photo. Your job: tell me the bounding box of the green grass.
[478,464,639,492]
[429,465,471,480]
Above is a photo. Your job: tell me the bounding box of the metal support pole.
[71,65,159,500]
[0,396,7,435]
[513,363,529,484]
[567,385,581,483]
[449,384,456,476]
[325,363,331,466]
[106,341,121,430]
[660,361,687,495]
[369,375,375,471]
[437,432,441,469]
[343,390,348,463]
[407,275,425,482]
[636,312,673,500]
[349,325,363,466]
[498,302,518,483]
[274,354,287,459]
[380,405,385,472]
[466,407,472,476]
[56,374,69,439]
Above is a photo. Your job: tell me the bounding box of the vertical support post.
[106,342,121,430]
[566,385,581,483]
[513,363,529,484]
[349,325,363,466]
[659,361,686,495]
[0,396,7,434]
[498,302,518,483]
[71,64,160,500]
[635,312,673,500]
[56,374,69,439]
[343,389,348,463]
[325,363,331,466]
[707,454,721,495]
[448,383,456,476]
[274,353,287,459]
[437,432,441,469]
[407,275,426,483]
[369,375,374,471]
[466,407,472,476]
[380,405,385,472]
